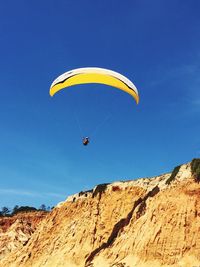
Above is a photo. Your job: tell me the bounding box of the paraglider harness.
[82,137,90,146]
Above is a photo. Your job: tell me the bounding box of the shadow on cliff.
[85,185,160,266]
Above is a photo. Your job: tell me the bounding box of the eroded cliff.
[1,159,200,267]
[0,211,47,260]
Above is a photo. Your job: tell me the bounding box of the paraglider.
[49,67,139,146]
[49,67,139,103]
[82,137,90,146]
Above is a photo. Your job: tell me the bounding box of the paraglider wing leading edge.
[49,67,139,103]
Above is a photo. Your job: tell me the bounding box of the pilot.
[82,137,90,146]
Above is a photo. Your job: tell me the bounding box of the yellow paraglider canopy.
[49,67,139,103]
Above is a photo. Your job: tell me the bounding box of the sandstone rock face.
[1,159,200,267]
[0,212,47,260]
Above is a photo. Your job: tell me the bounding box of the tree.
[39,204,46,211]
[12,205,19,215]
[1,206,10,216]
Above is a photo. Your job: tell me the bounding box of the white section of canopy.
[50,67,138,95]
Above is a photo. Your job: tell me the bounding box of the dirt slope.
[1,159,200,267]
[0,211,47,260]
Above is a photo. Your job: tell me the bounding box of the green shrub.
[166,165,181,185]
[12,206,37,215]
[191,158,200,182]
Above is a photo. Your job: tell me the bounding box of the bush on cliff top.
[165,165,181,185]
[191,158,200,182]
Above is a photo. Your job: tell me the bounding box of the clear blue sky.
[0,0,200,208]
